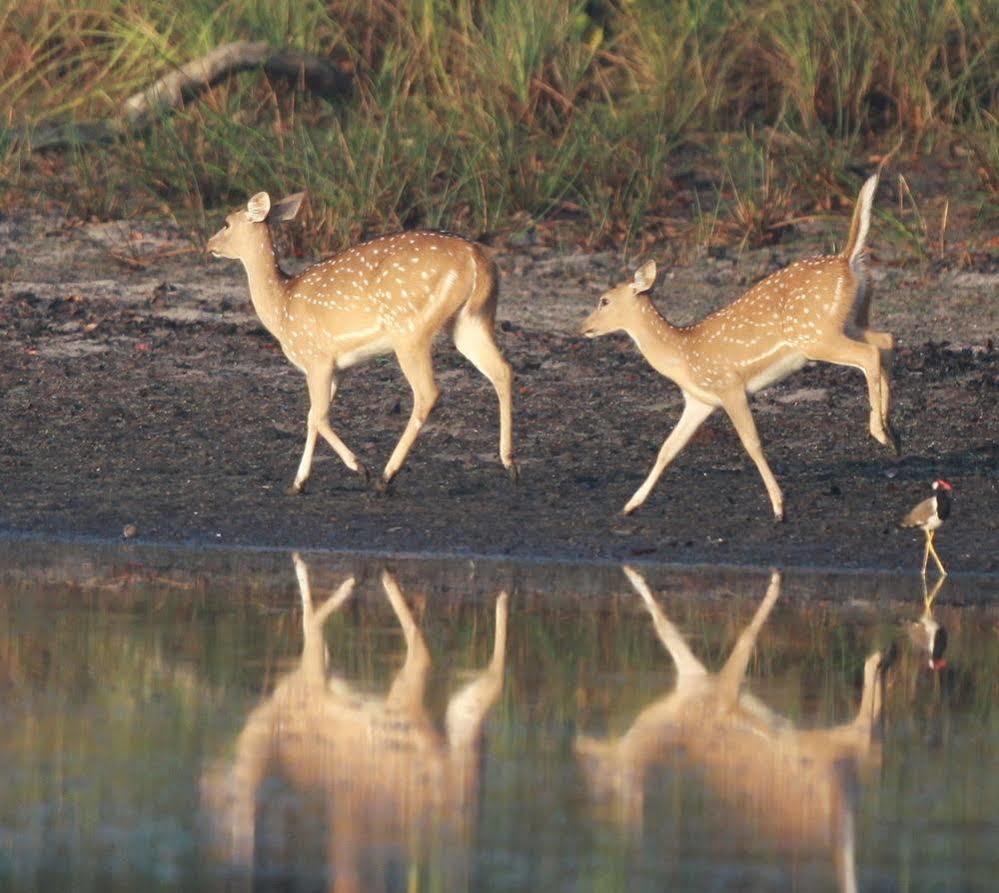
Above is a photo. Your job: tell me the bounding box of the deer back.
[281,232,494,367]
[676,255,861,394]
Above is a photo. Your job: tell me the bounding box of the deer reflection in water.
[576,567,890,893]
[202,554,508,892]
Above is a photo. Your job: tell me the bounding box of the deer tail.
[842,173,879,269]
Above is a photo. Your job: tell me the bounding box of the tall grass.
[1,0,995,252]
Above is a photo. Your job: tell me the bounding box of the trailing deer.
[201,554,508,892]
[207,192,516,493]
[581,174,896,519]
[576,567,890,893]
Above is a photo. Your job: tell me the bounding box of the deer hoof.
[287,481,306,496]
[506,461,520,484]
[375,476,394,496]
[355,462,371,484]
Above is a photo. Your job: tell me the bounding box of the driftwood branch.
[8,40,353,152]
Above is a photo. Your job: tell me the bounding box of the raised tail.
[841,173,879,269]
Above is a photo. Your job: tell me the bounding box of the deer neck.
[628,299,684,376]
[240,230,289,334]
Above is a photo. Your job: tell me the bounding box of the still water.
[0,542,996,892]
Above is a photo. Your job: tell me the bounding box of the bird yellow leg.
[920,532,931,576]
[927,531,948,577]
[923,575,945,611]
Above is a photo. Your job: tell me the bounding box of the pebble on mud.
[122,523,138,539]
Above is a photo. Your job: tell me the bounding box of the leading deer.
[576,567,890,893]
[207,193,516,493]
[201,555,508,892]
[582,174,895,519]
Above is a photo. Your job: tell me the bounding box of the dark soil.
[1,212,996,573]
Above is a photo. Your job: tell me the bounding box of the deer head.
[581,260,658,338]
[207,191,305,261]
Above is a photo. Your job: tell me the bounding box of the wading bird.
[899,479,952,576]
[906,576,948,671]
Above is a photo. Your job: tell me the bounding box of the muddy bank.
[0,212,996,573]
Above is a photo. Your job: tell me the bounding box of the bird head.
[932,479,953,492]
[929,625,948,671]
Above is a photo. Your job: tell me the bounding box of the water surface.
[1,542,996,891]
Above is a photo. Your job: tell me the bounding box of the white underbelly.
[336,335,393,369]
[682,383,724,406]
[746,352,807,393]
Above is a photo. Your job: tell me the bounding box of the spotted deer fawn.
[202,554,508,891]
[577,567,889,893]
[207,192,516,493]
[582,174,895,519]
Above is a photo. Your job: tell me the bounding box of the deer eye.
[599,296,609,307]
[223,221,231,230]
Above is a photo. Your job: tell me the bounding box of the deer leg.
[382,570,432,711]
[453,309,517,480]
[853,286,895,353]
[329,827,362,893]
[721,389,785,521]
[293,367,365,492]
[862,329,894,351]
[852,650,889,738]
[622,566,707,679]
[382,346,439,486]
[861,329,895,428]
[445,591,509,749]
[623,396,715,515]
[853,280,894,352]
[291,421,319,495]
[835,799,860,893]
[292,553,355,681]
[860,329,895,450]
[803,335,895,450]
[222,702,275,869]
[716,572,782,704]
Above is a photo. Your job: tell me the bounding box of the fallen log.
[8,40,353,152]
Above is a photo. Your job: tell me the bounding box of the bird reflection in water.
[576,567,890,893]
[202,553,508,892]
[907,576,948,672]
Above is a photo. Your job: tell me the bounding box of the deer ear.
[269,191,305,222]
[633,260,657,293]
[245,192,271,223]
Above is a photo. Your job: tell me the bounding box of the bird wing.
[900,495,936,528]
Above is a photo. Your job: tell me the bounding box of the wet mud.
[0,212,996,572]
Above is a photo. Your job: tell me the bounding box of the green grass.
[0,0,996,254]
